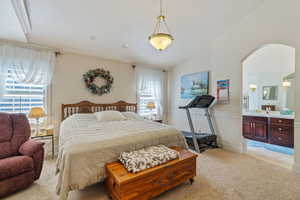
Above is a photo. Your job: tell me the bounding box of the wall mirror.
[262,86,278,100]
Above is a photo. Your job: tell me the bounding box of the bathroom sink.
[243,110,294,119]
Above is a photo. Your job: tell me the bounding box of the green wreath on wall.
[83,68,114,96]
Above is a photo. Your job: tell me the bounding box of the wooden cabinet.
[253,122,268,141]
[242,119,253,139]
[269,118,294,148]
[242,116,268,142]
[270,118,293,126]
[105,147,197,200]
[243,116,294,148]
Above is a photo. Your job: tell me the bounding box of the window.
[0,69,45,115]
[136,67,165,120]
[138,86,158,118]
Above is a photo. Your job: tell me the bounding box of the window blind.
[0,69,45,115]
[138,87,158,117]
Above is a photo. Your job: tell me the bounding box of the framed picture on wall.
[217,79,230,103]
[180,71,209,99]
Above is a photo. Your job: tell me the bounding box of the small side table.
[31,126,55,159]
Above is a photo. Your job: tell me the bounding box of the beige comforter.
[56,113,187,200]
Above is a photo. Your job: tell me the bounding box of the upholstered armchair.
[0,113,45,197]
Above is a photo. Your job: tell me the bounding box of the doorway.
[242,44,295,168]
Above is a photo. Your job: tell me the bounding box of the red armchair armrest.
[19,140,45,180]
[19,140,45,157]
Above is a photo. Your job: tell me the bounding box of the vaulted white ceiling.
[1,0,265,67]
[0,1,27,42]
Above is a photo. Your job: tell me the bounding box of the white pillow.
[94,111,127,122]
[122,112,145,121]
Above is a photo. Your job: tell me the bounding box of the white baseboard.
[221,141,243,153]
[293,163,300,174]
[294,121,300,128]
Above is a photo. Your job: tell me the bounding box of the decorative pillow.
[119,145,179,173]
[122,112,145,121]
[94,111,126,122]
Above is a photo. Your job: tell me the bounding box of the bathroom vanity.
[242,44,295,149]
[243,112,294,148]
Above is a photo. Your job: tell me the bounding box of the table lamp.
[29,107,46,136]
[146,101,156,120]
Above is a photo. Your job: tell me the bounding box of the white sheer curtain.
[0,45,55,98]
[136,66,166,120]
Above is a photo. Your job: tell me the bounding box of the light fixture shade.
[28,107,46,118]
[249,84,257,91]
[146,101,156,109]
[149,0,174,51]
[149,33,174,51]
[282,80,291,87]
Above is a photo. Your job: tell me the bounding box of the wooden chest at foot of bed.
[105,147,198,200]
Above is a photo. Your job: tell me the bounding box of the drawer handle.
[278,128,282,131]
[278,120,282,123]
[278,137,282,141]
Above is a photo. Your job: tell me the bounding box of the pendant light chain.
[163,18,172,34]
[153,0,163,34]
[154,0,171,34]
[153,17,160,34]
[160,0,163,16]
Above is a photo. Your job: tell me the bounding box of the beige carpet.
[247,146,294,169]
[4,149,300,200]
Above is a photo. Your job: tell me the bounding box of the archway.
[241,44,295,168]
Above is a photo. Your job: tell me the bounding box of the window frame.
[0,69,45,116]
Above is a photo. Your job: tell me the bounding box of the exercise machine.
[179,95,218,153]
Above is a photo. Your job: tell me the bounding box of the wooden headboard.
[61,101,137,121]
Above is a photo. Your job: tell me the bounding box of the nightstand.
[31,125,54,159]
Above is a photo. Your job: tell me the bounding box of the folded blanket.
[119,145,179,173]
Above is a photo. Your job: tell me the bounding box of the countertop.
[243,110,294,119]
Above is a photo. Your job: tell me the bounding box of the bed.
[56,101,188,200]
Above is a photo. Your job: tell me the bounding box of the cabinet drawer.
[270,118,293,127]
[243,116,267,123]
[269,130,293,148]
[270,125,292,136]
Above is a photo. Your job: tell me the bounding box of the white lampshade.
[282,80,291,87]
[149,33,174,51]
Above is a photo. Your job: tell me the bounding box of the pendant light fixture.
[149,0,174,51]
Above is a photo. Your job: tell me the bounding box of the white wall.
[51,53,136,133]
[168,0,300,172]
